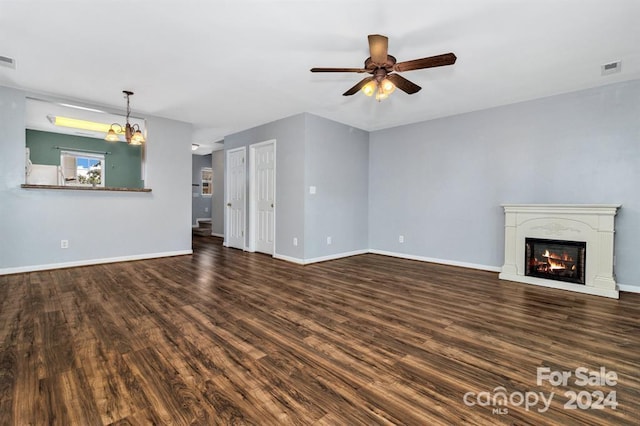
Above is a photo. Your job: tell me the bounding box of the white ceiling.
[1,1,639,153]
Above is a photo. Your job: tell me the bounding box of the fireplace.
[499,204,620,299]
[525,238,586,285]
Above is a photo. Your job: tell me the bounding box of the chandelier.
[104,90,146,145]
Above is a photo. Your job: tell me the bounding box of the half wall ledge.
[21,184,151,192]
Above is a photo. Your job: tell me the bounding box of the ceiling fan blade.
[310,67,368,73]
[386,74,421,94]
[368,34,388,64]
[393,52,457,72]
[343,77,374,96]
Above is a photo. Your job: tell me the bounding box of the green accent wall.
[26,129,144,188]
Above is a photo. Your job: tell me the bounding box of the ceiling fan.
[310,34,457,101]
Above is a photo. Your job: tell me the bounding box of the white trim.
[369,249,502,272]
[10,245,627,298]
[274,248,501,270]
[274,249,368,265]
[0,250,193,276]
[273,253,306,265]
[211,232,224,238]
[305,249,369,264]
[248,143,256,252]
[618,283,640,294]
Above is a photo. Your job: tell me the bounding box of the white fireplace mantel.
[499,204,621,298]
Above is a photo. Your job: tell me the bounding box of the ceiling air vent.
[601,60,621,76]
[0,55,16,69]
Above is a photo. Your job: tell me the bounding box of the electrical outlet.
[205,207,209,213]
[327,236,332,245]
[60,239,69,249]
[309,186,317,195]
[293,237,298,246]
[399,235,404,243]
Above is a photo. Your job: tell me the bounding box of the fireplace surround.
[499,204,620,298]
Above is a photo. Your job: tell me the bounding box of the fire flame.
[547,257,566,271]
[541,249,574,271]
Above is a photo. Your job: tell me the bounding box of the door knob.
[271,203,274,208]
[227,202,232,207]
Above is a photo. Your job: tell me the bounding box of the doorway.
[249,140,276,255]
[225,147,246,250]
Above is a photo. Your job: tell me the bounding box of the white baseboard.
[211,232,224,238]
[273,253,306,265]
[273,249,368,265]
[618,283,640,294]
[0,249,193,276]
[368,249,502,273]
[304,249,369,265]
[273,248,498,270]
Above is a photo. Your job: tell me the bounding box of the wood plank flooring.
[1,236,639,425]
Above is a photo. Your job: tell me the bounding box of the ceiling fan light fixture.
[375,91,389,102]
[311,34,456,101]
[362,81,376,96]
[381,79,396,94]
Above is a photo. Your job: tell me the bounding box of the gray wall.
[305,114,369,258]
[369,79,640,288]
[192,153,212,226]
[223,113,369,261]
[0,86,193,272]
[224,113,306,259]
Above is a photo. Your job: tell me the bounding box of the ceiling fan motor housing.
[365,55,397,72]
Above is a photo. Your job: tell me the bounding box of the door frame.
[248,139,276,254]
[224,146,247,249]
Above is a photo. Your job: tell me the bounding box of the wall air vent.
[0,55,16,69]
[601,60,621,76]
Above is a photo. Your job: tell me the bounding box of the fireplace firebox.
[525,238,586,285]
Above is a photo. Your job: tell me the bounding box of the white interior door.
[225,148,246,249]
[252,142,275,254]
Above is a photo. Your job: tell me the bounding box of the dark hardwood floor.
[1,236,639,425]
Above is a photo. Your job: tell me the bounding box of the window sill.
[21,184,152,193]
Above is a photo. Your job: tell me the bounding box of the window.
[60,151,105,187]
[201,167,213,196]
